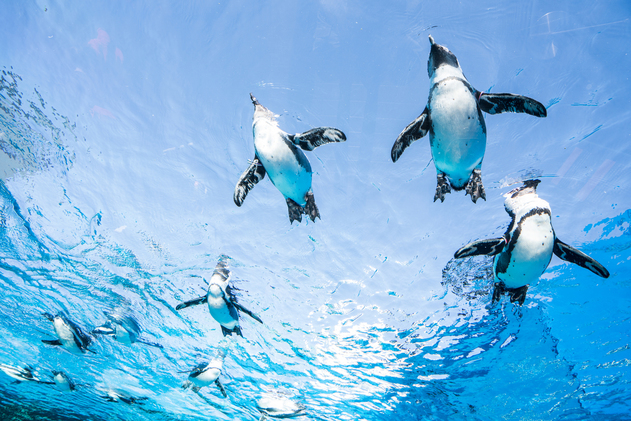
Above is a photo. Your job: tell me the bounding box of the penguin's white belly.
[191,368,221,387]
[0,366,24,381]
[54,374,72,392]
[495,215,555,289]
[429,80,485,188]
[254,123,312,206]
[53,319,79,351]
[207,297,238,329]
[115,325,133,344]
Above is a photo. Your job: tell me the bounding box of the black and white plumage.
[175,258,263,337]
[181,359,227,397]
[257,395,306,420]
[101,389,148,405]
[454,180,610,305]
[0,364,54,385]
[391,35,547,203]
[234,93,346,223]
[41,313,94,354]
[52,370,77,392]
[92,313,162,348]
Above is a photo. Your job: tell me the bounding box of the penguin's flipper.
[286,197,303,224]
[232,302,263,324]
[42,339,63,346]
[176,296,208,311]
[478,93,547,117]
[136,338,164,349]
[455,238,506,258]
[37,380,56,385]
[92,326,115,336]
[234,157,266,207]
[215,379,228,398]
[290,127,346,151]
[391,107,430,162]
[304,190,320,222]
[553,239,610,278]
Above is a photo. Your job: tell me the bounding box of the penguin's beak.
[429,34,435,45]
[250,93,260,106]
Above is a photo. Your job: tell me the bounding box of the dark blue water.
[1,1,630,420]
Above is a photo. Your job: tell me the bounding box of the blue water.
[1,1,630,420]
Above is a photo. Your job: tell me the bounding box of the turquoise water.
[1,1,630,420]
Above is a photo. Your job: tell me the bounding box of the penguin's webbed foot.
[286,198,303,224]
[491,282,529,306]
[491,282,504,304]
[465,168,486,203]
[508,285,528,306]
[304,191,320,222]
[433,173,451,202]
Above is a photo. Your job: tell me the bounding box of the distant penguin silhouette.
[101,388,148,405]
[257,394,306,420]
[391,36,547,203]
[176,258,263,337]
[181,358,227,397]
[454,180,609,304]
[0,364,54,385]
[92,312,162,348]
[234,93,346,223]
[52,370,77,392]
[41,313,95,354]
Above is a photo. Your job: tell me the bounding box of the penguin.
[41,313,95,354]
[92,313,163,348]
[391,36,547,203]
[256,395,306,420]
[180,359,227,397]
[176,258,263,337]
[454,179,610,304]
[0,364,54,385]
[234,93,346,223]
[101,388,148,405]
[52,370,77,392]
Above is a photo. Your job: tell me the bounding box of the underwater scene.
[1,1,630,420]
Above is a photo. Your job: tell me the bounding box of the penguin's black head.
[427,35,460,77]
[508,179,541,199]
[189,362,209,377]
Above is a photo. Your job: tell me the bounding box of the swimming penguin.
[101,388,148,405]
[234,93,346,223]
[0,364,54,385]
[92,313,163,348]
[256,394,306,420]
[454,179,610,304]
[176,259,263,337]
[391,36,547,203]
[52,370,77,392]
[181,359,227,397]
[42,313,95,354]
